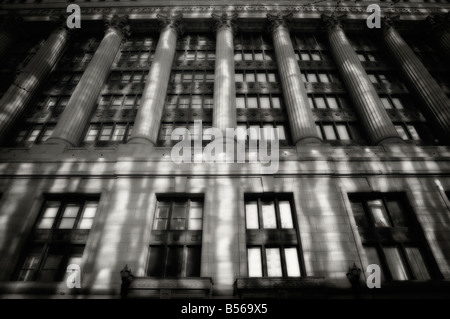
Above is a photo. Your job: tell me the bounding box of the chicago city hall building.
[0,0,449,299]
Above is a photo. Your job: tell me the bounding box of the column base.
[45,137,76,147]
[375,136,405,145]
[295,136,323,146]
[127,136,155,146]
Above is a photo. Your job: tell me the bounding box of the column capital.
[103,14,131,38]
[49,15,73,33]
[427,12,450,36]
[321,13,347,31]
[211,13,238,35]
[157,13,184,36]
[381,15,400,31]
[266,12,293,33]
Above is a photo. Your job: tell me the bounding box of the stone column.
[211,13,238,135]
[0,20,70,143]
[267,13,321,145]
[0,15,22,62]
[322,14,403,145]
[427,12,450,57]
[47,15,130,146]
[382,16,450,142]
[128,14,183,145]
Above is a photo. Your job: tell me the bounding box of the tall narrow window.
[245,194,303,278]
[147,196,203,278]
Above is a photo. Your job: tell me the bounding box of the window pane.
[323,124,336,140]
[285,248,301,277]
[246,73,255,82]
[277,126,286,140]
[381,97,392,109]
[236,97,245,108]
[311,51,321,61]
[59,218,76,229]
[350,201,368,228]
[384,247,409,280]
[327,97,339,109]
[318,73,329,83]
[363,246,385,281]
[279,201,293,229]
[385,199,408,227]
[257,73,266,82]
[260,97,270,109]
[186,246,201,277]
[248,248,262,277]
[395,125,408,140]
[307,73,318,82]
[316,125,323,139]
[272,97,281,108]
[38,205,59,229]
[245,201,259,229]
[336,124,350,140]
[235,73,244,82]
[147,246,164,277]
[165,246,183,277]
[247,97,258,108]
[315,97,326,109]
[63,205,79,218]
[266,248,282,277]
[392,98,404,110]
[368,199,391,227]
[407,125,420,140]
[262,201,276,229]
[171,203,187,230]
[368,74,378,83]
[405,247,430,280]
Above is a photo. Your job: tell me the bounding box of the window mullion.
[261,245,268,277]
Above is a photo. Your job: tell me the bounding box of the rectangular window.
[15,196,99,282]
[147,196,203,278]
[245,194,303,278]
[350,193,440,282]
[153,199,203,230]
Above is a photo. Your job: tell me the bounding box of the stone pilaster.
[322,14,403,145]
[128,14,184,145]
[211,13,238,134]
[382,16,450,142]
[267,13,321,145]
[0,18,69,143]
[47,15,130,146]
[427,12,450,57]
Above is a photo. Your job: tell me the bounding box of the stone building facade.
[0,0,449,298]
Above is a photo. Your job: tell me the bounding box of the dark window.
[147,196,203,278]
[349,193,442,281]
[14,195,99,282]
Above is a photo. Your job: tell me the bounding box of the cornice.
[2,5,448,19]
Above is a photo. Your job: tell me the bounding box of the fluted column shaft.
[0,25,69,143]
[128,14,183,145]
[382,19,450,141]
[211,13,237,134]
[322,15,402,145]
[47,16,130,146]
[268,13,321,145]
